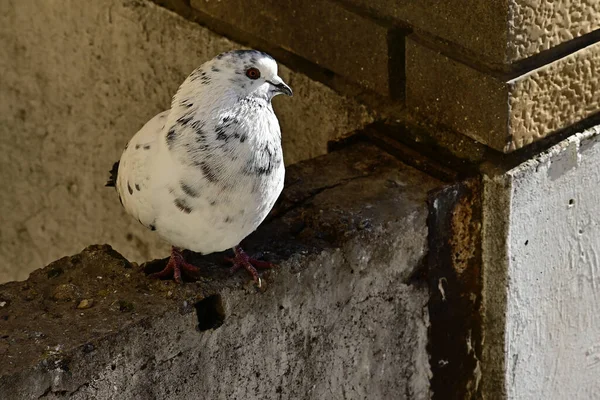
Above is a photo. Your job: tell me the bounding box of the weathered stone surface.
[481,126,600,399]
[190,0,396,95]
[343,0,600,64]
[0,0,373,283]
[508,0,600,62]
[0,143,440,399]
[406,38,600,152]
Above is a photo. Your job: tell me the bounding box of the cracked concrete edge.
[23,237,430,399]
[0,143,442,399]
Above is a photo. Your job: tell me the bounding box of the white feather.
[114,50,289,254]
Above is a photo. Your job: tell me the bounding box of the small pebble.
[77,299,94,309]
[52,284,79,301]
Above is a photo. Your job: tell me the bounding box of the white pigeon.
[106,50,292,285]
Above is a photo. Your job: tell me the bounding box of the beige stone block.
[345,0,600,64]
[0,0,373,283]
[190,0,396,95]
[406,38,600,152]
[508,0,600,61]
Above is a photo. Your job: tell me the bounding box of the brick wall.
[159,0,600,153]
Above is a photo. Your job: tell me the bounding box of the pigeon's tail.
[105,161,120,187]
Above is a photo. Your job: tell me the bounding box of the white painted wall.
[487,127,600,399]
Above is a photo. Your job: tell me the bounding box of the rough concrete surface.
[190,0,395,95]
[482,126,600,399]
[0,143,441,399]
[508,0,600,62]
[0,0,373,283]
[343,0,600,64]
[407,38,600,152]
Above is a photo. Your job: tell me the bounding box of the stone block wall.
[184,0,600,151]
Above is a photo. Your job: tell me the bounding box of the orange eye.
[245,67,261,80]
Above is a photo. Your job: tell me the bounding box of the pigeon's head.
[205,50,292,100]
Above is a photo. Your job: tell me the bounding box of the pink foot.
[225,246,273,287]
[149,247,201,284]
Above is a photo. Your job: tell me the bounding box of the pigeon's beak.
[267,77,293,97]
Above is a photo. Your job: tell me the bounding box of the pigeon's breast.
[152,102,284,253]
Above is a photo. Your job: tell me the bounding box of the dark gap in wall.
[387,28,407,100]
[508,28,600,78]
[500,110,600,170]
[347,121,481,183]
[194,294,225,331]
[351,110,600,182]
[411,28,600,80]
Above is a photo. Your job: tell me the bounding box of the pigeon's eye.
[245,67,261,80]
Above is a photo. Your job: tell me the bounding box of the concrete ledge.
[0,143,441,399]
[407,38,600,152]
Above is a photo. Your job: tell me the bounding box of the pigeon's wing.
[115,110,169,230]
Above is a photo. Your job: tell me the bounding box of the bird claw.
[149,247,201,284]
[226,246,273,288]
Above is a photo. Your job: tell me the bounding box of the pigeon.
[106,50,292,286]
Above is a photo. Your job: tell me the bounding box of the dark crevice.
[499,111,600,170]
[266,174,374,224]
[333,121,478,183]
[387,28,407,100]
[411,28,600,80]
[406,255,428,287]
[194,294,225,331]
[347,110,600,184]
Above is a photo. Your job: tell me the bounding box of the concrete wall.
[482,127,600,398]
[0,143,439,399]
[0,0,373,283]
